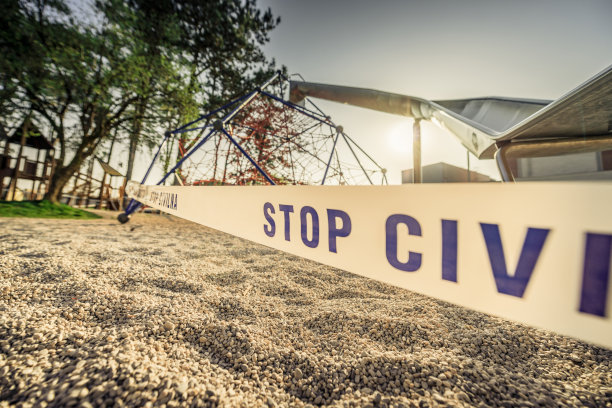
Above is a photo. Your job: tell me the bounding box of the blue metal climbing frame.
[124,72,388,216]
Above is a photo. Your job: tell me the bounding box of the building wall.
[402,151,612,184]
[402,162,493,183]
[515,151,612,181]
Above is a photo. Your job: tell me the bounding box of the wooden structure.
[0,120,55,200]
[62,157,125,210]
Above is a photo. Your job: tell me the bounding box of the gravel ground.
[0,213,610,408]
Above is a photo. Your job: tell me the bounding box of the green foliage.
[0,200,101,219]
[0,0,282,201]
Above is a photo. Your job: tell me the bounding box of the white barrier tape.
[126,181,612,349]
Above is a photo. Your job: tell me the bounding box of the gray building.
[510,151,612,181]
[402,151,612,183]
[402,162,494,183]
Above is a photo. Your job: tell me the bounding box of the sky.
[257,0,612,183]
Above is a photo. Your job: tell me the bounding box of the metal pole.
[220,128,276,185]
[124,129,215,215]
[340,133,373,185]
[413,119,422,183]
[259,90,332,125]
[321,131,341,185]
[140,132,170,184]
[222,73,281,125]
[494,145,515,182]
[467,150,471,182]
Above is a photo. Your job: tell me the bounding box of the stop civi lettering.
[263,202,611,318]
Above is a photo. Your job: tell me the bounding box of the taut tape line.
[127,181,612,349]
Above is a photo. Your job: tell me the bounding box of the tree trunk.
[0,123,11,197]
[97,129,118,209]
[125,134,138,182]
[44,138,97,203]
[44,163,78,203]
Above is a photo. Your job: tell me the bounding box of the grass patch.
[0,200,101,219]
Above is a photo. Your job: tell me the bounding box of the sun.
[386,120,413,154]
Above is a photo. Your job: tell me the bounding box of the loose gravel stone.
[0,213,610,408]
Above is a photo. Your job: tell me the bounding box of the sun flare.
[386,121,413,154]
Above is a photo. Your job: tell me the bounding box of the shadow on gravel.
[205,270,248,286]
[17,252,48,258]
[152,277,203,295]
